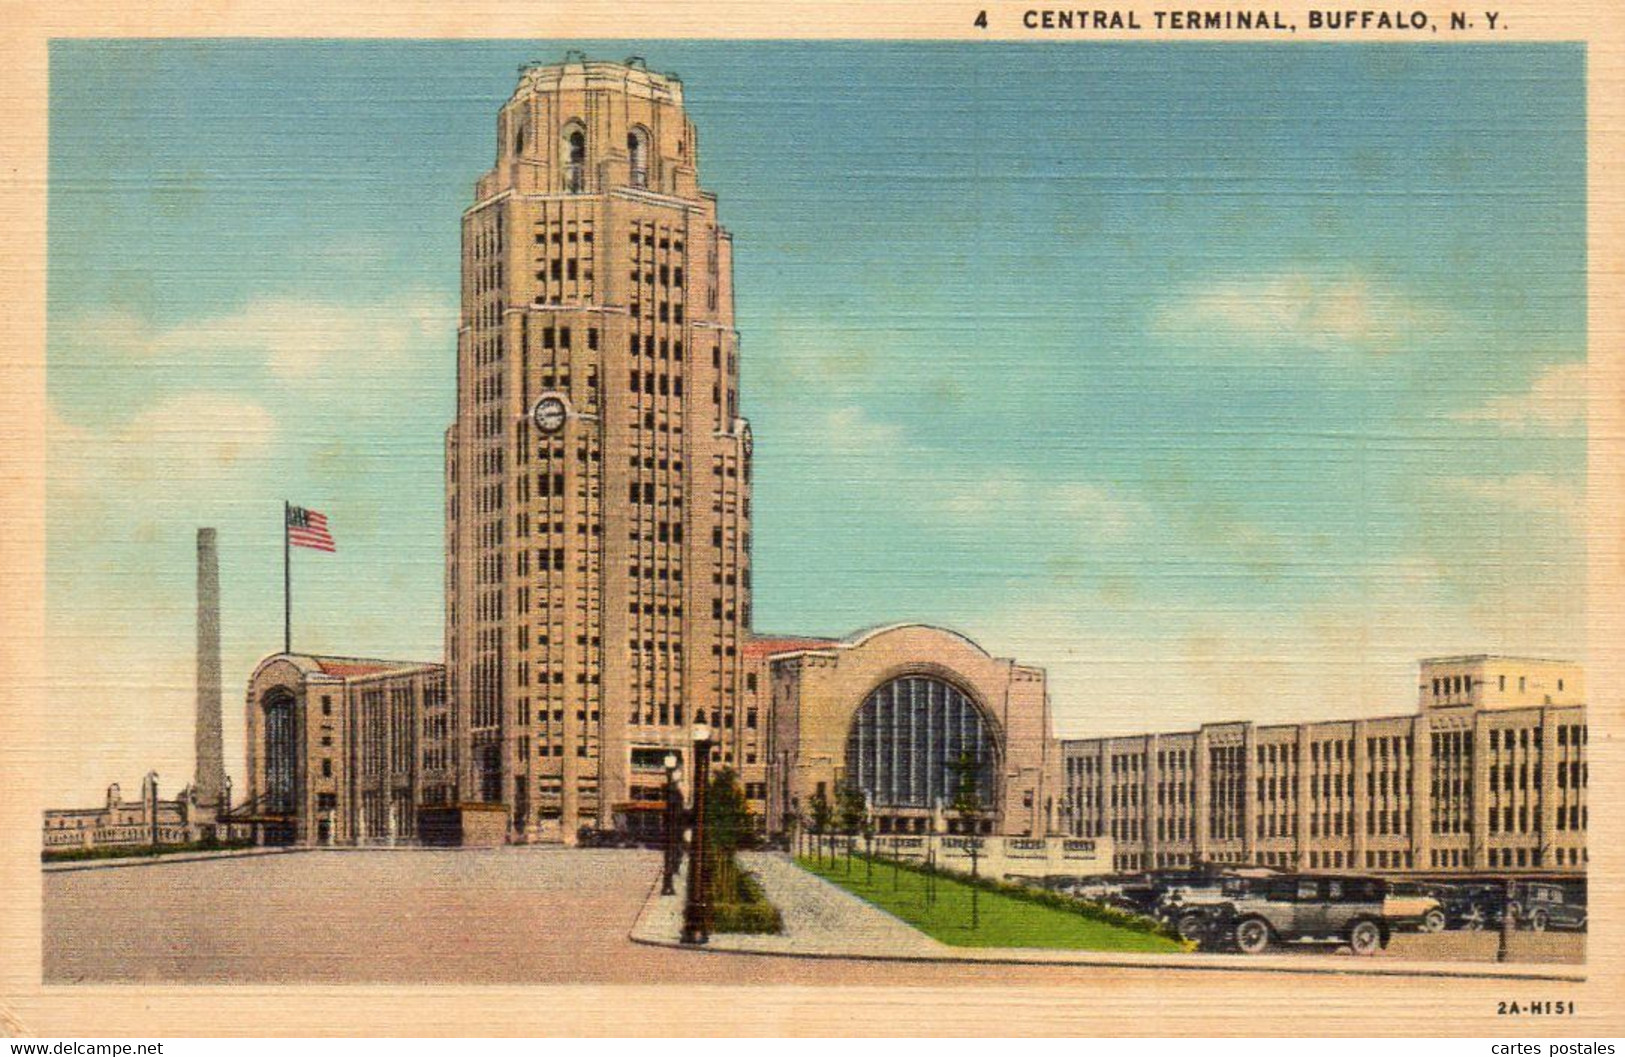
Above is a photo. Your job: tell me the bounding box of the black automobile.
[1510,881,1587,932]
[575,826,644,848]
[1179,874,1395,955]
[1156,873,1260,940]
[1427,882,1510,931]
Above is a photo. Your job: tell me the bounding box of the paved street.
[42,848,1580,987]
[41,847,1055,985]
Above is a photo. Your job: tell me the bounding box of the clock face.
[531,394,568,434]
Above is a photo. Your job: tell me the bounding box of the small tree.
[704,767,752,903]
[706,767,751,855]
[948,749,983,826]
[808,787,834,866]
[836,782,867,874]
[948,749,985,930]
[862,809,876,885]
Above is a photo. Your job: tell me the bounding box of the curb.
[629,926,1585,982]
[41,847,313,873]
[42,841,583,873]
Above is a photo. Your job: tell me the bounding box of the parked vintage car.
[1384,881,1448,932]
[1423,882,1510,931]
[1179,874,1396,955]
[1156,874,1259,940]
[1509,881,1587,932]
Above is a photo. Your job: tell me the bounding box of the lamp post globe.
[661,753,681,896]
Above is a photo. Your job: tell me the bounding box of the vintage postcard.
[1,0,1621,1040]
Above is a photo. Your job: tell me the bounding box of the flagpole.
[283,499,291,656]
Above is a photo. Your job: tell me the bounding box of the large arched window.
[262,688,298,814]
[627,126,650,188]
[562,121,586,192]
[844,675,998,810]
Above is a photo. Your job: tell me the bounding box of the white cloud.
[822,405,905,455]
[1151,269,1444,355]
[933,477,1148,539]
[50,393,278,513]
[1445,473,1583,524]
[962,554,1556,741]
[1450,361,1586,435]
[58,290,455,383]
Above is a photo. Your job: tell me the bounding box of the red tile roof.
[312,657,435,679]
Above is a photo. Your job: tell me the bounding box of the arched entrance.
[261,687,299,844]
[843,674,1000,835]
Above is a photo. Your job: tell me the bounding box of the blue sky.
[45,41,1585,802]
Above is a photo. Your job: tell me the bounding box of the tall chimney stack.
[195,527,225,813]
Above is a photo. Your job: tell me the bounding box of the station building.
[241,654,453,846]
[228,58,1060,848]
[1060,656,1587,874]
[760,624,1060,839]
[221,58,1589,878]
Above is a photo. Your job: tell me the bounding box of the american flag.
[286,505,336,553]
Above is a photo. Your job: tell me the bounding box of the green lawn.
[796,853,1187,953]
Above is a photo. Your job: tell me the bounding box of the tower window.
[563,123,586,192]
[628,127,650,189]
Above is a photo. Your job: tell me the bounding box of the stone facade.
[1060,656,1588,875]
[763,624,1059,839]
[244,654,451,846]
[445,57,752,842]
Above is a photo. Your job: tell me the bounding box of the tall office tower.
[447,57,752,842]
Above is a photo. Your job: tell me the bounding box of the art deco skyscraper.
[447,57,752,842]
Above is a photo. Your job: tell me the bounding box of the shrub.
[706,852,785,934]
[712,899,784,933]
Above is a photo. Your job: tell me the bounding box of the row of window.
[1431,673,1568,697]
[538,227,594,245]
[1072,764,1585,803]
[539,259,591,284]
[632,334,685,360]
[631,265,685,287]
[629,370,683,397]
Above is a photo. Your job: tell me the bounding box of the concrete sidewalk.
[631,852,1585,982]
[633,851,946,957]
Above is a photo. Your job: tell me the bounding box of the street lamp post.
[661,752,680,896]
[1497,877,1518,963]
[681,722,714,945]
